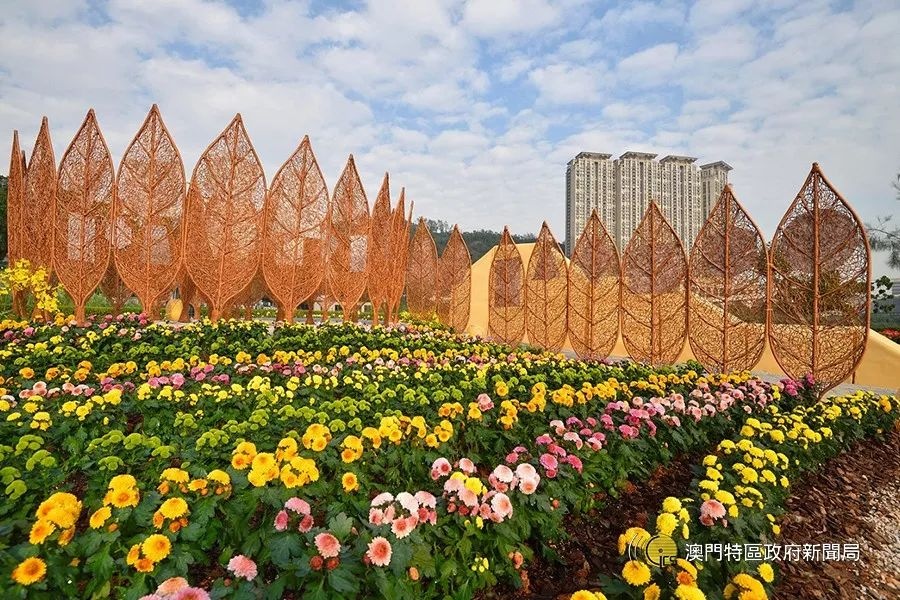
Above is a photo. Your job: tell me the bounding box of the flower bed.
[1,318,801,598]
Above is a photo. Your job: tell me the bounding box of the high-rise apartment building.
[564,151,731,255]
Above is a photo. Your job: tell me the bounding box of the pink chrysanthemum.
[367,536,392,567]
[314,532,341,558]
[227,555,258,581]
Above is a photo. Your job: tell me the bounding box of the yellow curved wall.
[466,243,900,390]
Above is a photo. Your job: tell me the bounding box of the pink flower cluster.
[139,577,210,600]
[700,499,727,527]
[432,458,519,522]
[369,491,437,539]
[226,555,258,581]
[273,497,315,533]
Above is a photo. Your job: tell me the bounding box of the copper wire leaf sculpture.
[7,131,24,262]
[367,173,394,324]
[768,163,870,393]
[114,105,187,312]
[327,155,370,321]
[99,260,133,315]
[567,210,620,360]
[54,110,115,323]
[525,222,567,351]
[406,217,438,319]
[437,225,472,332]
[184,114,267,321]
[621,203,688,366]
[689,185,767,372]
[262,135,329,322]
[387,192,411,323]
[488,227,526,346]
[23,117,57,272]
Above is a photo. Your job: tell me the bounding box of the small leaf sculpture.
[99,261,133,316]
[689,185,767,372]
[54,109,115,323]
[386,193,412,324]
[262,136,329,322]
[621,203,688,366]
[437,225,472,332]
[768,163,870,394]
[326,155,370,321]
[525,222,567,351]
[567,210,620,360]
[114,105,187,312]
[367,173,394,325]
[23,117,57,273]
[7,131,24,263]
[406,217,438,319]
[184,114,267,321]
[488,227,526,346]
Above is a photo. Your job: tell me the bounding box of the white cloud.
[461,0,559,37]
[528,63,607,105]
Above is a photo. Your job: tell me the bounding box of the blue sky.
[1,0,898,274]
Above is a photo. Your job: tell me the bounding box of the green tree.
[867,171,900,269]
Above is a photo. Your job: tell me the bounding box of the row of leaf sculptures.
[5,106,431,324]
[477,164,869,395]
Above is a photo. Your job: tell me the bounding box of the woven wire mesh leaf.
[689,185,767,372]
[230,268,270,318]
[488,227,526,346]
[114,105,186,311]
[23,117,57,272]
[768,163,870,393]
[567,210,620,360]
[525,222,567,351]
[7,131,24,262]
[184,114,267,320]
[262,135,329,321]
[99,260,133,315]
[437,225,471,332]
[367,173,394,323]
[326,155,370,320]
[54,110,115,322]
[621,203,688,366]
[406,217,438,319]
[387,193,412,323]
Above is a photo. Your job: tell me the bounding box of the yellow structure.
[467,243,900,390]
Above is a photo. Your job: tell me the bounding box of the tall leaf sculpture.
[567,210,620,360]
[689,185,767,372]
[7,131,24,263]
[23,117,57,273]
[525,222,567,351]
[231,269,269,319]
[114,105,187,312]
[367,173,394,325]
[768,163,870,394]
[406,217,438,319]
[184,114,267,321]
[327,155,370,321]
[99,261,133,315]
[621,203,688,366]
[386,193,412,324]
[437,225,472,332]
[54,110,115,324]
[262,135,329,322]
[488,227,526,346]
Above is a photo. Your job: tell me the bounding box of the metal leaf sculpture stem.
[621,203,688,366]
[488,227,526,346]
[567,210,620,360]
[689,185,767,372]
[327,155,370,321]
[768,163,870,394]
[437,225,472,332]
[262,136,329,323]
[114,105,187,313]
[367,173,394,325]
[525,222,567,351]
[54,110,115,324]
[23,117,57,274]
[184,114,267,321]
[406,217,438,319]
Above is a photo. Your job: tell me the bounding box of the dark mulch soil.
[775,429,900,600]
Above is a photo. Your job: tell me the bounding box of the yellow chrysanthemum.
[141,534,172,562]
[644,584,661,600]
[90,506,112,529]
[341,472,359,493]
[29,520,55,544]
[757,562,775,583]
[662,497,682,513]
[11,557,46,586]
[656,512,677,536]
[159,497,188,519]
[674,584,706,600]
[622,560,652,586]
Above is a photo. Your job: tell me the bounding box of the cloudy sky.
[1,0,898,273]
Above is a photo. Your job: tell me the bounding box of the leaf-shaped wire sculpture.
[437,225,472,332]
[367,173,394,325]
[114,105,187,312]
[54,110,115,323]
[262,135,329,322]
[525,222,567,351]
[184,114,267,321]
[230,268,269,319]
[406,217,438,319]
[689,185,767,372]
[99,260,133,315]
[23,117,57,273]
[768,163,870,394]
[488,227,526,346]
[621,203,688,366]
[327,155,370,321]
[7,131,24,263]
[386,193,412,324]
[567,210,620,360]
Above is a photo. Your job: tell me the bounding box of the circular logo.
[645,534,678,567]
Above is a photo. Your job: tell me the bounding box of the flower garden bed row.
[1,317,817,599]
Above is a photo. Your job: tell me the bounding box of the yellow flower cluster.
[654,496,691,540]
[724,572,768,600]
[30,492,81,547]
[571,591,607,600]
[153,497,189,532]
[127,533,172,573]
[302,423,332,451]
